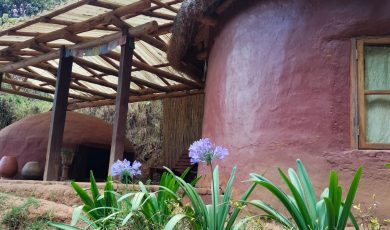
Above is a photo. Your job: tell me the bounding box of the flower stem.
[209,161,217,229]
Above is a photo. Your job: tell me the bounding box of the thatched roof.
[167,0,236,76]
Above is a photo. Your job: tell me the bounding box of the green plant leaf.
[131,192,145,211]
[225,183,256,229]
[385,163,390,168]
[71,181,94,208]
[249,200,293,229]
[211,165,220,229]
[316,199,327,230]
[121,212,133,226]
[337,166,363,230]
[70,205,83,226]
[164,214,187,230]
[296,159,317,222]
[279,168,313,229]
[348,208,360,230]
[288,169,305,202]
[324,197,335,229]
[219,165,236,227]
[103,176,118,209]
[249,173,306,230]
[163,166,208,227]
[328,170,342,226]
[47,222,82,230]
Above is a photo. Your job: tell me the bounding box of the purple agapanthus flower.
[188,138,229,164]
[112,159,142,178]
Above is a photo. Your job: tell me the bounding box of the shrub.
[49,167,199,229]
[249,159,362,230]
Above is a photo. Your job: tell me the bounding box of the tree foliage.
[0,0,68,23]
[0,92,51,130]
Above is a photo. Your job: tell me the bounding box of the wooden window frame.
[354,37,390,149]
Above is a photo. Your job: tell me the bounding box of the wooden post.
[108,34,134,175]
[0,72,3,89]
[43,47,73,181]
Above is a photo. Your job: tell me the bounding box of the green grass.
[0,193,7,206]
[1,197,52,230]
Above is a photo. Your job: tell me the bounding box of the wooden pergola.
[0,0,204,181]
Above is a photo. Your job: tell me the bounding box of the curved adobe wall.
[0,112,134,178]
[202,0,390,218]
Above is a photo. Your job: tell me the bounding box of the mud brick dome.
[0,112,134,178]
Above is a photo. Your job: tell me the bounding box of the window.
[356,38,390,149]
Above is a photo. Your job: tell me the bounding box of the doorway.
[69,144,110,182]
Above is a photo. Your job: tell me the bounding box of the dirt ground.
[0,192,73,229]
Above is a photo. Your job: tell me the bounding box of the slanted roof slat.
[0,0,203,108]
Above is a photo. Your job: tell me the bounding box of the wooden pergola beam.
[11,69,116,99]
[151,0,179,13]
[88,0,121,10]
[34,62,119,91]
[68,89,204,110]
[0,21,158,73]
[105,51,202,87]
[0,86,53,102]
[142,11,175,21]
[73,57,171,92]
[2,76,93,101]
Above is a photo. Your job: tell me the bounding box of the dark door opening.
[69,144,110,182]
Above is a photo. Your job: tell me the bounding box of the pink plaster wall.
[202,0,390,218]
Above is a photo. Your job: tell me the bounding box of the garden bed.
[0,179,212,206]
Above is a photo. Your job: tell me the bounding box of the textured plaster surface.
[0,112,134,178]
[201,0,390,218]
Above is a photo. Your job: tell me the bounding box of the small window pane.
[365,94,390,143]
[365,46,390,90]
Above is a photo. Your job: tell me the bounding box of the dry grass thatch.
[162,94,204,168]
[167,0,236,75]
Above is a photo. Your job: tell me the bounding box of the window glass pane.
[365,46,390,90]
[366,94,390,143]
